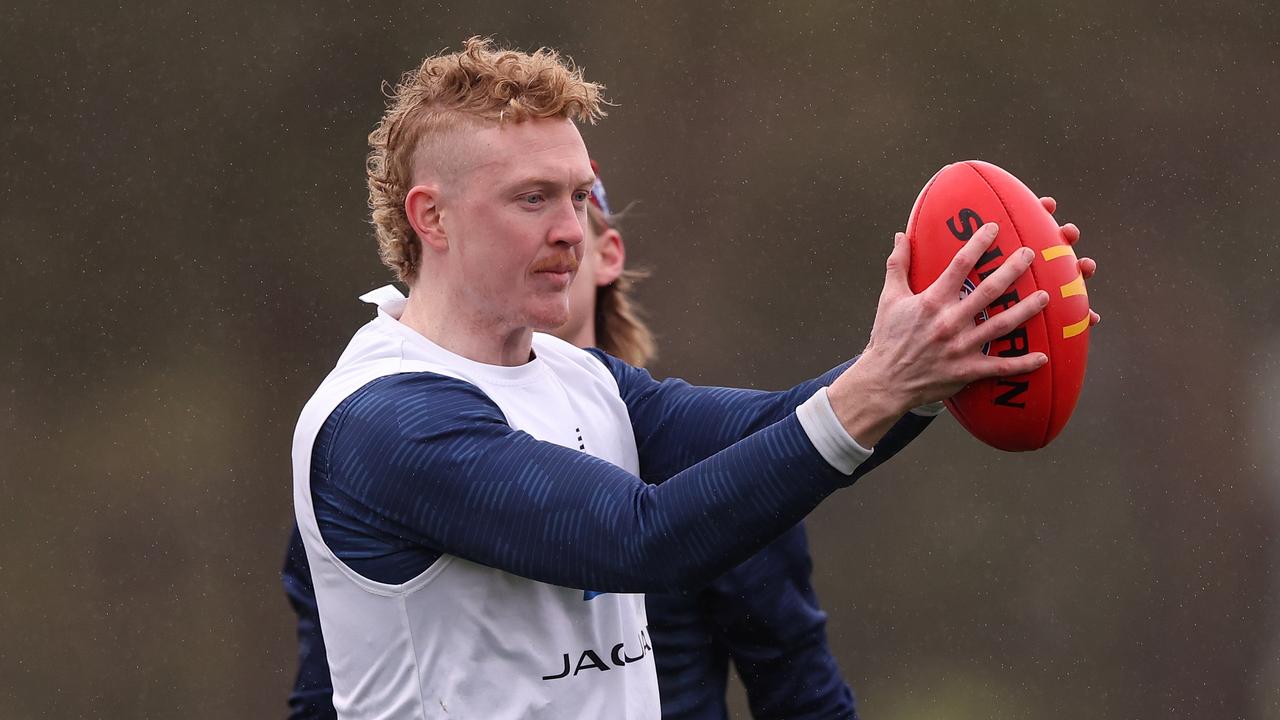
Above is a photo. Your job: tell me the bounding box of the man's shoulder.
[327,373,505,448]
[348,368,501,415]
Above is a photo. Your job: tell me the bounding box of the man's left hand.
[1040,196,1101,327]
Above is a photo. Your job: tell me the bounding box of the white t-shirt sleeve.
[795,387,874,476]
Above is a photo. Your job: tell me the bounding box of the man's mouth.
[532,257,580,276]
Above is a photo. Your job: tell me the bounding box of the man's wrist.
[796,387,874,475]
[826,360,911,448]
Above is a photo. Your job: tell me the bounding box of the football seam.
[964,161,1054,450]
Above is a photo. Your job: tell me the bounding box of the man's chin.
[526,307,570,333]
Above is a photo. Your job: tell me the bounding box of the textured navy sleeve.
[584,349,852,484]
[312,371,855,593]
[709,524,856,720]
[585,349,932,487]
[281,526,337,720]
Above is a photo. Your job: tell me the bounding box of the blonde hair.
[367,37,606,283]
[587,204,656,368]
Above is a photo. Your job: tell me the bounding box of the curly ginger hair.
[365,37,607,283]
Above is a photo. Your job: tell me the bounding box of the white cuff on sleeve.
[910,400,947,417]
[796,387,874,476]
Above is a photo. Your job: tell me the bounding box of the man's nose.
[549,199,585,247]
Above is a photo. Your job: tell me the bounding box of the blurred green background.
[3,1,1278,717]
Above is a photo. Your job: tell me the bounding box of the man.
[291,37,1096,719]
[284,163,860,719]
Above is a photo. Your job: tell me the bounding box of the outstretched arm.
[586,351,934,485]
[312,372,868,595]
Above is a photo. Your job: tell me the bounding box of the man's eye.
[572,190,590,203]
[522,194,544,205]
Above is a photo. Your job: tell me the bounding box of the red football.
[905,160,1091,451]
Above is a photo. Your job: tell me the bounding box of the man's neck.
[556,322,595,351]
[397,286,535,367]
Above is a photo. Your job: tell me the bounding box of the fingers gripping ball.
[905,161,1091,451]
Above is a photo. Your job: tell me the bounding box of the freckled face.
[440,118,596,333]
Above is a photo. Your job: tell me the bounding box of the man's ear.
[594,228,626,287]
[405,185,447,252]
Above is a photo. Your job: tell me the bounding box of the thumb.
[883,232,912,296]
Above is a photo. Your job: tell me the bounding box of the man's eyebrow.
[500,175,597,192]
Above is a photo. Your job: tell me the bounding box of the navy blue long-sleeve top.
[284,352,933,718]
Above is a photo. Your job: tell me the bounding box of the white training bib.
[292,286,660,719]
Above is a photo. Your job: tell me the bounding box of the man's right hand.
[827,222,1049,449]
